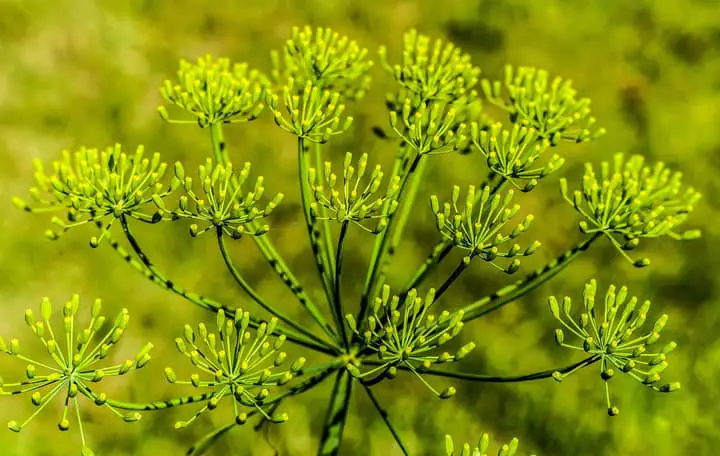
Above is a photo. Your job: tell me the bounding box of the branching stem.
[362,384,410,456]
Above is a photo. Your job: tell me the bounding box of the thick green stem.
[317,370,354,456]
[460,233,602,322]
[210,123,229,164]
[386,156,429,264]
[333,221,350,347]
[314,141,336,272]
[362,384,410,456]
[117,216,335,355]
[207,124,337,345]
[364,355,600,382]
[358,152,423,326]
[216,229,339,351]
[297,138,343,344]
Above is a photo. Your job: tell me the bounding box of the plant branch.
[434,255,471,302]
[216,228,339,351]
[333,221,350,347]
[317,370,354,456]
[460,233,602,322]
[116,216,335,354]
[362,384,410,456]
[364,355,600,383]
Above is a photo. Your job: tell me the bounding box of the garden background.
[0,0,719,455]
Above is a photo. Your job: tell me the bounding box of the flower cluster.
[471,122,559,192]
[0,296,152,455]
[270,25,373,100]
[430,185,539,273]
[482,65,605,145]
[164,309,305,427]
[549,280,680,416]
[444,433,534,456]
[308,152,401,233]
[560,153,702,267]
[267,78,354,143]
[346,286,475,398]
[159,159,283,239]
[12,144,178,247]
[158,55,268,127]
[388,98,470,155]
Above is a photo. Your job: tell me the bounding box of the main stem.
[317,370,354,456]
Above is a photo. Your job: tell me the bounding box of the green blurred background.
[1,0,719,454]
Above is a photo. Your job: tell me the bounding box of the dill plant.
[4,25,701,456]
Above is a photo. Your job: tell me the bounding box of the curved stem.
[208,123,337,346]
[317,370,354,456]
[358,152,423,326]
[365,355,600,383]
[460,233,602,322]
[216,229,339,352]
[362,384,410,456]
[187,421,237,456]
[117,216,335,355]
[297,138,341,343]
[333,221,350,347]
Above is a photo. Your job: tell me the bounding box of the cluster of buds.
[308,152,401,233]
[12,144,178,247]
[267,79,354,143]
[430,185,539,274]
[482,65,605,145]
[379,29,480,103]
[345,286,475,399]
[0,296,152,455]
[271,25,373,101]
[380,30,483,156]
[160,159,283,239]
[471,122,560,192]
[561,153,701,267]
[549,280,681,416]
[444,433,533,456]
[158,54,268,127]
[164,309,305,428]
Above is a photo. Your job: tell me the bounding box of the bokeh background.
[1,0,719,455]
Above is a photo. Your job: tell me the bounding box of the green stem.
[216,229,339,351]
[104,392,215,411]
[358,152,423,326]
[206,124,337,345]
[365,355,600,382]
[386,156,429,264]
[297,138,342,344]
[116,216,335,355]
[333,221,350,347]
[433,255,471,302]
[317,370,354,456]
[460,233,602,322]
[362,384,410,456]
[210,123,229,164]
[314,141,336,272]
[187,421,237,456]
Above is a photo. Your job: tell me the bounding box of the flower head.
[164,160,283,239]
[13,144,178,247]
[0,296,152,455]
[549,280,681,416]
[379,29,480,103]
[268,79,353,143]
[560,153,701,267]
[271,25,373,101]
[164,309,304,428]
[430,185,539,274]
[471,122,560,192]
[482,65,605,145]
[159,55,268,127]
[308,152,401,233]
[345,286,475,399]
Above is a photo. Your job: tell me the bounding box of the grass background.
[0,0,719,454]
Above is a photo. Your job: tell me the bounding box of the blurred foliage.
[0,0,719,455]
